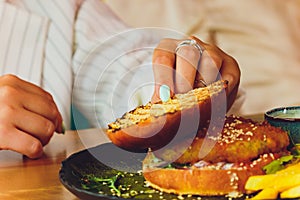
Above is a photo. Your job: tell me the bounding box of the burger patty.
[156,115,290,164]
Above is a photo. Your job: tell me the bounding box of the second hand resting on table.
[0,74,63,159]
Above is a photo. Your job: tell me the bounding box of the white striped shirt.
[0,0,184,129]
[0,0,80,129]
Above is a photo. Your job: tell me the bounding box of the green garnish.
[263,142,300,174]
[80,170,159,199]
[82,172,124,196]
[263,155,294,174]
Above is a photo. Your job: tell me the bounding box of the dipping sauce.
[265,106,300,144]
[272,108,300,120]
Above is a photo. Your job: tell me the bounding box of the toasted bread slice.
[143,151,280,196]
[106,80,228,152]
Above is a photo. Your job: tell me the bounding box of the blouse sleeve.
[0,2,49,85]
[72,0,185,128]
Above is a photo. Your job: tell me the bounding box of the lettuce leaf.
[263,155,293,174]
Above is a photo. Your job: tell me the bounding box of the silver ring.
[175,39,203,54]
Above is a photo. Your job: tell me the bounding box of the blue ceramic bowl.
[265,106,300,145]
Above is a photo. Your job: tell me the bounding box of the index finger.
[152,38,178,102]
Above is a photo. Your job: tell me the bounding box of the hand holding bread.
[151,36,240,111]
[106,36,241,152]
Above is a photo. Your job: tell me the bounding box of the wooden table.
[0,114,264,200]
[0,128,110,200]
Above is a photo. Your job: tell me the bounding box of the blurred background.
[105,0,300,116]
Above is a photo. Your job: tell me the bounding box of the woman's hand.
[0,74,63,159]
[151,36,240,110]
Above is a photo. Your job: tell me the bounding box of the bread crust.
[143,152,281,196]
[106,80,227,152]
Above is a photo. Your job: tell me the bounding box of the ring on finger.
[175,39,204,55]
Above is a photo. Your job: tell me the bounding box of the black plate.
[59,143,247,200]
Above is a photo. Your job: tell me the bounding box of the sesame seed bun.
[106,80,228,152]
[142,116,290,197]
[143,152,280,197]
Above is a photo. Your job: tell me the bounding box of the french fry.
[246,173,300,192]
[245,174,278,191]
[277,162,300,175]
[250,188,278,200]
[280,185,300,199]
[274,174,300,192]
[246,161,300,199]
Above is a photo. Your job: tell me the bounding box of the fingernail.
[159,84,170,102]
